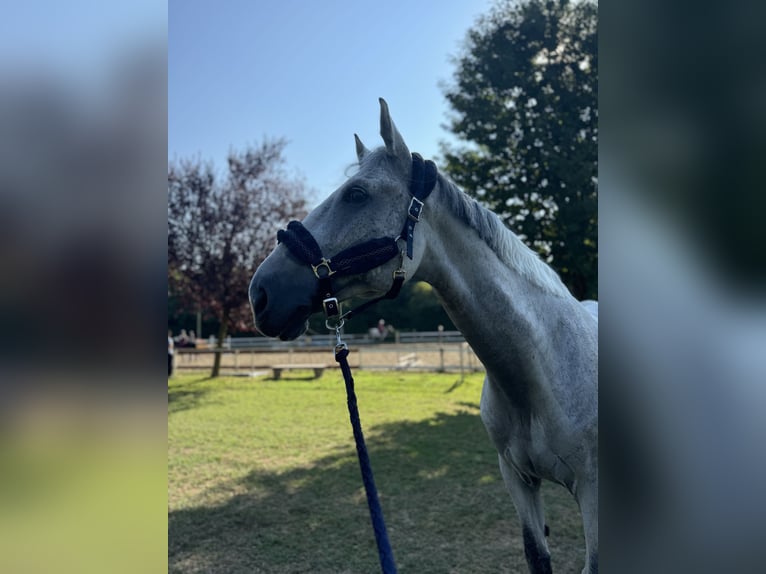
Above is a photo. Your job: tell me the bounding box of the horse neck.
[415,182,573,381]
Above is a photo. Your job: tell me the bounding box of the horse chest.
[503,430,575,490]
[480,376,576,490]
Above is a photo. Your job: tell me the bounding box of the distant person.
[188,330,197,348]
[176,329,189,348]
[168,330,174,377]
[368,319,393,341]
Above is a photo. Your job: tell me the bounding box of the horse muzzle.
[249,251,317,340]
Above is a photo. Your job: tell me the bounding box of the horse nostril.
[252,286,268,316]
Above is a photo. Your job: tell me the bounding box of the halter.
[276,152,437,326]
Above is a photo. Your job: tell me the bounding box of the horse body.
[414,176,598,573]
[250,99,597,574]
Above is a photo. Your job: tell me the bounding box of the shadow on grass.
[168,377,214,414]
[169,409,584,574]
[444,377,468,393]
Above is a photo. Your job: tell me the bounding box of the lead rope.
[276,153,437,573]
[331,322,398,574]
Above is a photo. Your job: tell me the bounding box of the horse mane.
[436,173,571,298]
[354,149,570,297]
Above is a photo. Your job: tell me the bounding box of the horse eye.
[345,186,368,204]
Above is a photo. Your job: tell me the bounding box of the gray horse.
[250,99,598,574]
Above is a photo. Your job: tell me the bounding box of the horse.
[249,99,598,574]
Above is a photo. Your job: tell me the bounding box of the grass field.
[168,370,584,573]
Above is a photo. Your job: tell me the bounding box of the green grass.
[169,371,584,573]
[1,409,166,574]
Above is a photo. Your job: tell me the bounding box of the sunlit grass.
[169,371,584,573]
[1,406,166,574]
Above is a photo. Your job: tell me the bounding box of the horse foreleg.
[498,453,552,574]
[576,478,598,574]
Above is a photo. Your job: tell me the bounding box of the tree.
[168,140,308,377]
[442,0,597,300]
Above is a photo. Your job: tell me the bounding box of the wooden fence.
[174,337,483,378]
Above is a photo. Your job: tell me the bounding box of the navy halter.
[276,153,437,322]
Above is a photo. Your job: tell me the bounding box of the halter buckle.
[311,258,336,279]
[322,296,340,318]
[408,197,424,222]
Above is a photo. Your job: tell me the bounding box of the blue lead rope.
[277,151,439,574]
[335,345,398,574]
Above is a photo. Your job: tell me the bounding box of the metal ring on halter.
[311,258,336,279]
[393,246,406,278]
[325,317,345,332]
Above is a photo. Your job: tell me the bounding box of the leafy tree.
[168,140,308,376]
[443,0,597,299]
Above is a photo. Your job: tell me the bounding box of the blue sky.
[0,1,165,87]
[169,0,492,202]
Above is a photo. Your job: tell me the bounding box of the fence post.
[459,344,464,382]
[439,347,445,373]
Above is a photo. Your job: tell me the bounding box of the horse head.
[250,99,431,340]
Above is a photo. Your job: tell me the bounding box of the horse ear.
[378,98,410,171]
[354,133,370,163]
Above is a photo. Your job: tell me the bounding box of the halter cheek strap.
[276,153,437,322]
[402,153,437,259]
